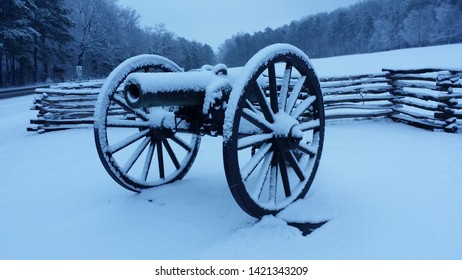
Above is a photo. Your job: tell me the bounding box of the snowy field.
[1,44,461,259]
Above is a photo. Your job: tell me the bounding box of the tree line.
[0,0,215,87]
[2,0,461,87]
[217,0,462,66]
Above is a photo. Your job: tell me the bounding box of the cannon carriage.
[94,44,325,218]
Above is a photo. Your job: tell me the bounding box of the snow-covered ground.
[312,43,462,76]
[1,44,461,259]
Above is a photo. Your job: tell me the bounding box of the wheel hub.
[149,127,174,139]
[271,112,303,151]
[145,109,176,139]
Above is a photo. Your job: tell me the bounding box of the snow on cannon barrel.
[94,43,325,218]
[123,64,232,108]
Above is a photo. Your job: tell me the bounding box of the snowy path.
[1,95,461,259]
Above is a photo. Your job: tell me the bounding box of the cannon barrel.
[124,71,231,108]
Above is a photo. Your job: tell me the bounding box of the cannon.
[94,44,325,218]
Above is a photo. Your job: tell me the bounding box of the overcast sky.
[117,0,362,50]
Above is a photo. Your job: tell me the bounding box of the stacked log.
[28,81,103,133]
[319,72,395,120]
[437,70,462,131]
[385,68,462,133]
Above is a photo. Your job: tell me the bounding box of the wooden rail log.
[392,88,462,102]
[49,80,104,90]
[322,84,392,95]
[326,109,394,120]
[35,88,100,95]
[319,72,388,82]
[393,97,450,112]
[393,106,440,120]
[32,102,97,110]
[30,118,94,125]
[320,77,389,88]
[390,114,447,131]
[391,80,441,91]
[384,68,462,75]
[326,103,395,111]
[323,93,395,104]
[388,73,438,82]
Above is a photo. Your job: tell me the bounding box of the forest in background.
[1,0,462,87]
[0,0,215,86]
[218,0,462,66]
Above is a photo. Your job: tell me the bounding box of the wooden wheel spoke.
[279,153,292,197]
[268,63,279,114]
[253,152,273,199]
[109,129,150,153]
[241,108,272,133]
[245,99,261,114]
[122,137,150,173]
[279,63,293,110]
[297,142,317,158]
[285,76,307,113]
[112,94,149,121]
[171,134,192,152]
[250,82,274,123]
[141,140,156,181]
[156,141,165,179]
[291,96,316,119]
[285,151,306,181]
[269,153,279,203]
[241,143,272,181]
[299,119,320,132]
[238,133,273,150]
[162,139,180,169]
[106,119,151,129]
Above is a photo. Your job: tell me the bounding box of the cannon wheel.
[94,55,201,192]
[223,44,325,218]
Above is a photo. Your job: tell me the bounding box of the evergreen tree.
[33,0,73,82]
[0,0,37,85]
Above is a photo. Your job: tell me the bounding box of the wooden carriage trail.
[29,68,462,133]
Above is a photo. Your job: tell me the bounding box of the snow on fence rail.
[384,68,462,133]
[28,69,462,133]
[28,81,104,132]
[320,72,396,120]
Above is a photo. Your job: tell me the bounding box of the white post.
[76,65,83,82]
